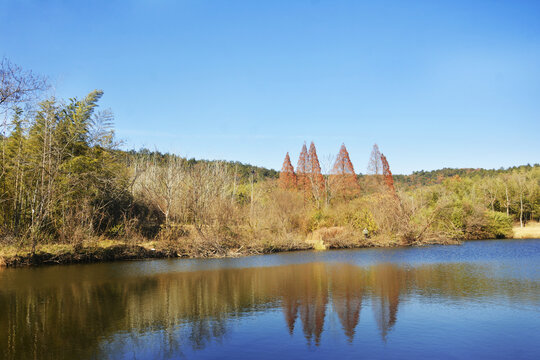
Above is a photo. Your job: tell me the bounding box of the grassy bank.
[1,229,462,268]
[513,222,540,239]
[0,240,168,267]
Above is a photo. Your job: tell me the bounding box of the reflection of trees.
[281,269,300,334]
[370,264,403,341]
[1,261,539,358]
[280,264,329,345]
[298,263,328,346]
[331,265,366,342]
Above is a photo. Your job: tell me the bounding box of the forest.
[1,58,539,266]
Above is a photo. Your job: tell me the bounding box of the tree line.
[1,58,538,258]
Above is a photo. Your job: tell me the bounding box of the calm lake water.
[1,239,539,359]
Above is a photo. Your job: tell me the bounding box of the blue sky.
[2,0,539,174]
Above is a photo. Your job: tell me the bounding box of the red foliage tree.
[279,152,297,190]
[307,142,325,195]
[331,143,359,196]
[296,143,309,193]
[380,153,396,193]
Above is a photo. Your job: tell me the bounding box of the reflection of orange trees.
[280,263,329,343]
[280,265,304,334]
[370,264,404,341]
[2,262,539,358]
[330,265,366,342]
[282,286,299,334]
[279,263,401,344]
[298,263,328,345]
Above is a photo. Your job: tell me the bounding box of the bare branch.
[0,57,49,111]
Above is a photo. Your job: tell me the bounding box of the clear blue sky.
[2,0,539,174]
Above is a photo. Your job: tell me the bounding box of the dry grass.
[513,222,540,239]
[0,239,168,267]
[0,219,449,267]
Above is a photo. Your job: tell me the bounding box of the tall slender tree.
[381,154,396,194]
[331,143,359,197]
[308,142,325,199]
[367,143,382,175]
[279,152,297,190]
[297,143,309,193]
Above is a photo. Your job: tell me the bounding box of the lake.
[1,239,539,359]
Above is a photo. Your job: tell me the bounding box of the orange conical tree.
[297,143,309,193]
[381,154,396,194]
[331,144,360,197]
[307,142,325,195]
[279,152,297,190]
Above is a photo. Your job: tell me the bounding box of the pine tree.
[279,152,297,190]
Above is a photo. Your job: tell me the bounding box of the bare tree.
[184,161,234,237]
[512,172,536,228]
[133,157,235,241]
[366,143,385,192]
[134,156,186,227]
[367,144,382,175]
[320,154,336,206]
[1,57,48,111]
[481,177,498,211]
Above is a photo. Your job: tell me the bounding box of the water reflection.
[1,260,539,359]
[330,265,364,342]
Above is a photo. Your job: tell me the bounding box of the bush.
[307,209,334,232]
[347,209,378,233]
[486,211,513,239]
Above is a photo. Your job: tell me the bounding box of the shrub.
[347,209,378,233]
[486,211,513,239]
[307,209,334,232]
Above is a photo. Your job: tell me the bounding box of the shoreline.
[0,237,461,268]
[2,222,538,268]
